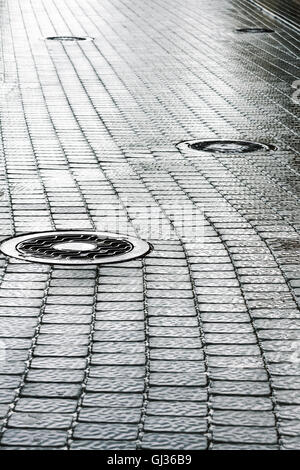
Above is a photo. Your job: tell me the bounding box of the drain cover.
[236,28,274,33]
[178,140,276,154]
[0,231,151,265]
[46,36,93,41]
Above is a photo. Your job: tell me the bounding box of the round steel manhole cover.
[236,28,274,33]
[177,140,276,154]
[46,36,93,41]
[0,231,151,265]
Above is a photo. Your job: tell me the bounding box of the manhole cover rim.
[0,231,151,265]
[236,28,275,33]
[176,139,277,153]
[45,36,94,41]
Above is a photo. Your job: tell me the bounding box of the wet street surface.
[0,0,299,450]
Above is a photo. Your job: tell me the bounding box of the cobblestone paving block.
[209,367,269,381]
[8,412,73,430]
[15,398,77,413]
[70,440,136,450]
[82,393,143,409]
[73,423,138,440]
[211,380,271,396]
[147,401,208,417]
[149,337,202,348]
[89,365,145,379]
[212,425,278,444]
[148,386,207,402]
[79,407,141,424]
[86,378,144,393]
[26,369,85,384]
[281,433,300,450]
[21,383,81,398]
[212,410,275,427]
[140,433,207,450]
[145,416,207,434]
[212,396,273,411]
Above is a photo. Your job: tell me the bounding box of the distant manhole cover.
[0,231,151,265]
[177,140,276,154]
[46,36,93,41]
[236,28,274,33]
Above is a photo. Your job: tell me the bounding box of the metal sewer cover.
[0,231,151,265]
[236,28,274,33]
[46,36,92,41]
[185,140,275,154]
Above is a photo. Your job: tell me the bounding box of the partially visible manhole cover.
[236,28,274,33]
[269,239,300,251]
[268,239,300,264]
[0,231,151,265]
[177,140,276,154]
[46,36,93,41]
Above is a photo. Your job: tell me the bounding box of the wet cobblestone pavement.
[0,0,299,451]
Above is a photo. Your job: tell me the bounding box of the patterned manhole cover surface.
[178,140,276,154]
[0,231,151,265]
[236,28,274,33]
[46,36,93,41]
